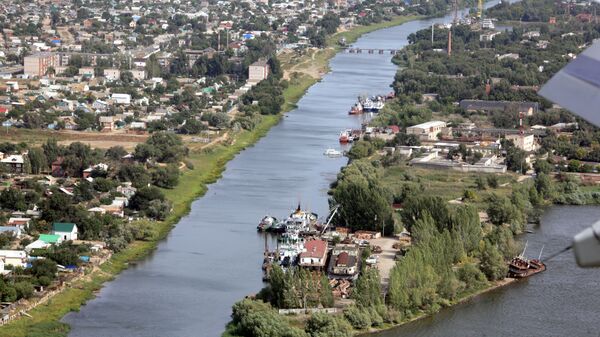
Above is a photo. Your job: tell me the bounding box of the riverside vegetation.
[225,0,600,336]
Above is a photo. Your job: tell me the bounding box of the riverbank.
[359,278,517,336]
[328,15,422,48]
[0,115,283,337]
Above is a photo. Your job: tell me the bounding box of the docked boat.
[257,215,277,231]
[324,148,342,157]
[361,96,385,113]
[339,129,355,143]
[262,204,318,234]
[507,243,546,278]
[339,130,350,143]
[349,102,363,115]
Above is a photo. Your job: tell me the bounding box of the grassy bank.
[0,113,283,337]
[357,278,516,336]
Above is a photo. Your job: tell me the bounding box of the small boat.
[349,102,363,115]
[507,243,546,278]
[324,148,342,157]
[339,130,350,143]
[257,215,277,231]
[339,129,355,143]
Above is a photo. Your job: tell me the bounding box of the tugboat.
[339,129,352,143]
[508,243,546,278]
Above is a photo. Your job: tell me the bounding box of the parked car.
[365,255,378,265]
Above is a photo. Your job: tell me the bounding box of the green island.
[224,0,600,336]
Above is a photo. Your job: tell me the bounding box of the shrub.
[343,306,371,330]
[14,281,34,299]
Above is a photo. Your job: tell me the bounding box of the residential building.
[7,217,30,230]
[328,244,360,279]
[248,59,270,82]
[0,250,28,268]
[104,68,121,81]
[0,226,22,238]
[1,154,25,173]
[130,69,146,81]
[406,121,447,141]
[51,223,78,241]
[99,116,115,131]
[24,52,58,77]
[26,234,61,252]
[506,134,536,152]
[111,93,131,105]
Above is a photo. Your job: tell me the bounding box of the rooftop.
[52,222,76,232]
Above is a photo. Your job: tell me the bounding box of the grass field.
[382,165,518,208]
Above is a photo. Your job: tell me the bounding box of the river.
[63,2,599,337]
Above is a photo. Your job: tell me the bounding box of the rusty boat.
[508,242,546,278]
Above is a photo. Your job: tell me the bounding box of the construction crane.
[477,0,484,19]
[320,205,339,235]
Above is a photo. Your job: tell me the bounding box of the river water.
[64,2,600,337]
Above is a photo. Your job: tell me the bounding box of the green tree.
[534,173,554,199]
[27,147,47,174]
[105,146,127,161]
[118,163,151,188]
[457,263,488,291]
[305,313,352,337]
[30,259,57,280]
[331,162,393,232]
[487,175,499,188]
[533,159,552,174]
[343,306,371,330]
[479,240,508,281]
[352,268,383,308]
[486,193,522,226]
[130,186,165,212]
[151,165,179,188]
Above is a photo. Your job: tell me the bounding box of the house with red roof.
[299,239,328,268]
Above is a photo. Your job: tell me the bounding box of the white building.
[51,223,78,241]
[111,93,131,105]
[103,68,121,81]
[248,59,270,82]
[0,250,28,268]
[506,134,535,152]
[406,121,447,141]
